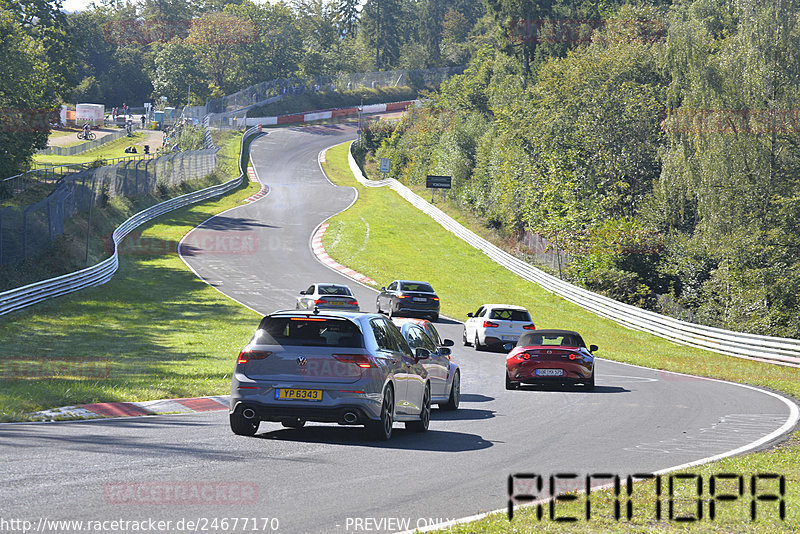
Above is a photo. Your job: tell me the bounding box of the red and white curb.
[312,223,377,286]
[30,395,230,421]
[244,165,267,203]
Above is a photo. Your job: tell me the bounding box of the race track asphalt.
[1,124,796,533]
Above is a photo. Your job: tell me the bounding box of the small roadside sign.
[380,158,391,173]
[426,175,452,189]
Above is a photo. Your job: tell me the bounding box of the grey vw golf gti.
[230,309,433,440]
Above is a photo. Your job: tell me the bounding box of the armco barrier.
[347,144,800,368]
[0,127,261,317]
[245,100,417,127]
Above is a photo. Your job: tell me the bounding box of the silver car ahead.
[230,310,432,440]
[392,318,460,410]
[296,283,359,311]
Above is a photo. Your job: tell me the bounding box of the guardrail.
[347,144,800,368]
[0,127,260,317]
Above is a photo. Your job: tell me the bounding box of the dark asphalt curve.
[1,125,796,534]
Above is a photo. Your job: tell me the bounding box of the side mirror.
[381,287,386,291]
[442,339,454,347]
[414,348,431,361]
[589,345,598,353]
[503,343,514,352]
[466,312,473,317]
[439,347,452,357]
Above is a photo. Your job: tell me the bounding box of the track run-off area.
[1,124,797,534]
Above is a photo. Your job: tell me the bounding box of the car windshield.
[488,309,530,321]
[518,332,584,348]
[256,317,364,347]
[318,285,351,296]
[400,282,434,292]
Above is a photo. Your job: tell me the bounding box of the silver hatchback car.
[230,310,432,440]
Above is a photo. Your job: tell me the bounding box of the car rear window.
[400,282,434,293]
[319,285,352,296]
[518,332,585,348]
[489,309,531,321]
[255,317,364,347]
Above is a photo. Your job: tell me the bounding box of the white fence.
[347,144,800,368]
[0,127,260,317]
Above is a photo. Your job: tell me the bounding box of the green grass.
[34,131,157,166]
[320,141,800,533]
[0,130,259,421]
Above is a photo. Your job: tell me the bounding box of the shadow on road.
[255,426,493,452]
[514,384,630,394]
[198,215,280,232]
[432,408,495,421]
[459,394,494,403]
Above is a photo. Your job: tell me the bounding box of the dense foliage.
[1,0,486,176]
[376,0,800,338]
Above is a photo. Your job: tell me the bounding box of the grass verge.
[0,130,260,421]
[34,131,161,166]
[320,141,800,533]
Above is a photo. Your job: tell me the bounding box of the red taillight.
[314,299,328,305]
[483,321,499,328]
[238,386,259,389]
[431,297,439,301]
[523,324,536,330]
[568,354,577,360]
[237,350,272,364]
[397,294,409,299]
[333,354,373,368]
[348,300,359,306]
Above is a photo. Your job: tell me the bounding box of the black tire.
[230,412,259,436]
[406,384,431,432]
[442,371,460,410]
[463,328,471,346]
[474,333,483,351]
[586,371,595,391]
[88,132,96,140]
[366,385,394,440]
[429,313,439,322]
[281,419,305,429]
[388,304,395,318]
[376,299,382,314]
[505,373,518,390]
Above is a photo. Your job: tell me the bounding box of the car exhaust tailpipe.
[343,412,358,424]
[242,408,256,419]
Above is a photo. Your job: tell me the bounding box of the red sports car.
[505,329,597,391]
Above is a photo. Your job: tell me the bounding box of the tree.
[361,0,404,69]
[336,0,359,40]
[0,7,55,178]
[485,0,555,80]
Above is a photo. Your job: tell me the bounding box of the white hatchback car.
[463,304,535,351]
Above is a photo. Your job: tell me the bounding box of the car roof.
[391,317,429,326]
[480,304,529,310]
[395,280,432,285]
[269,309,373,321]
[314,283,351,288]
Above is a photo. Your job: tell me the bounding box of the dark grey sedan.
[376,280,440,321]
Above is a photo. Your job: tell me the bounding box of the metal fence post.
[85,174,96,265]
